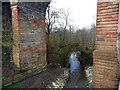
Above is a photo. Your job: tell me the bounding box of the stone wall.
[11,2,49,72]
[93,1,119,88]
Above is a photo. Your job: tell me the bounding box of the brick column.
[11,2,49,72]
[92,1,119,88]
[11,4,20,70]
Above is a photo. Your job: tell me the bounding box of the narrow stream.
[64,52,92,88]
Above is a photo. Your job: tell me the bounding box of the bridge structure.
[2,0,120,88]
[2,1,50,72]
[93,0,119,88]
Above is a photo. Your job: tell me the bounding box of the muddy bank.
[4,67,69,88]
[64,52,93,88]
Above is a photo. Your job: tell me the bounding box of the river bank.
[3,51,93,89]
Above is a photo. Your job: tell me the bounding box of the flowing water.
[64,52,92,88]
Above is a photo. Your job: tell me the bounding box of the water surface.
[64,52,89,88]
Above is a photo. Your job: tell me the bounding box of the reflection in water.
[64,52,89,88]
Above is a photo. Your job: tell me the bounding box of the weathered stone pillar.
[11,2,49,72]
[92,1,119,88]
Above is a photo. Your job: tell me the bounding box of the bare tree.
[46,5,59,36]
[57,9,72,43]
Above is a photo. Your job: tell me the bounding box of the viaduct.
[2,0,120,88]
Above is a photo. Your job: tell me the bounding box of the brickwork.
[92,1,119,88]
[2,1,120,88]
[11,2,49,71]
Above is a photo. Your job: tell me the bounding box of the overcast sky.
[50,0,97,29]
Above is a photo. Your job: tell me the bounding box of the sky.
[50,0,97,29]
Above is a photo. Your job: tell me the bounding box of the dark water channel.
[64,52,90,88]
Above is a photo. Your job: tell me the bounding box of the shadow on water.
[64,52,89,88]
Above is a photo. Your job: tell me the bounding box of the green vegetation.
[46,27,95,67]
[46,7,96,68]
